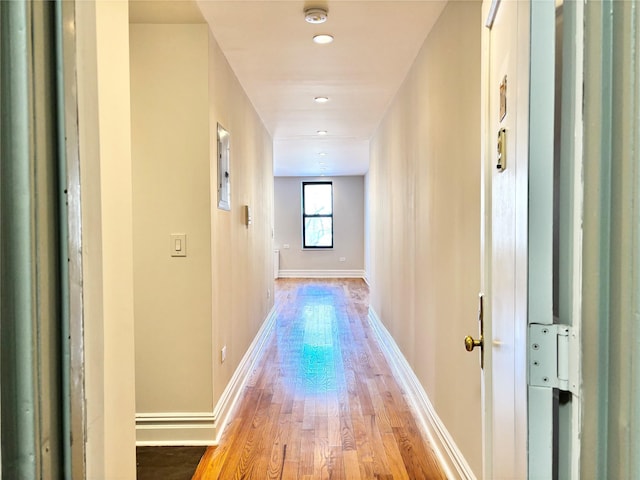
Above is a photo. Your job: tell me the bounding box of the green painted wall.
[581,0,640,477]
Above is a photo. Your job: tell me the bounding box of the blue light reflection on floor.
[301,304,337,392]
[275,287,346,396]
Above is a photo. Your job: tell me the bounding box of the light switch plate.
[170,234,187,257]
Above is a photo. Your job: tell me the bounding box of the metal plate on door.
[497,128,506,172]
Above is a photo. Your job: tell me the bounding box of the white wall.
[77,0,136,477]
[274,176,364,275]
[129,22,275,444]
[367,1,482,474]
[130,25,213,415]
[207,30,275,412]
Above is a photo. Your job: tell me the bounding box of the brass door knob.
[464,335,483,352]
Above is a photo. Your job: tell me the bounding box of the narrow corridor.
[193,279,445,479]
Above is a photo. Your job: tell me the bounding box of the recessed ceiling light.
[304,7,328,24]
[317,130,328,135]
[314,96,329,104]
[313,34,334,45]
[319,162,326,165]
[319,152,327,156]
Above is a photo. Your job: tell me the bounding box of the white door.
[477,1,530,478]
[476,2,583,478]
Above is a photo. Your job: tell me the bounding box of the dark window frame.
[302,181,334,249]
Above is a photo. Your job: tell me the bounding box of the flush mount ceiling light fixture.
[317,130,328,135]
[304,7,328,24]
[313,34,334,45]
[314,96,329,103]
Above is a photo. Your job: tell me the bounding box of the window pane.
[304,217,333,247]
[304,184,332,215]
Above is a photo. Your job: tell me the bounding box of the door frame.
[480,0,585,478]
[58,0,88,477]
[528,1,584,478]
[479,3,494,477]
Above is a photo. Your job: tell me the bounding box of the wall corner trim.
[135,305,278,446]
[277,269,365,279]
[368,307,477,480]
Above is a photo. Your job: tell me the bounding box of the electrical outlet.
[339,257,346,262]
[221,345,226,363]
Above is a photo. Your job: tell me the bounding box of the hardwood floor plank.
[367,378,393,435]
[381,432,410,480]
[354,371,375,417]
[253,402,283,478]
[351,409,376,479]
[217,391,273,479]
[338,400,356,451]
[298,429,315,477]
[313,435,331,480]
[329,446,346,480]
[266,412,290,479]
[327,399,341,447]
[292,398,305,424]
[193,386,262,479]
[302,395,316,430]
[316,393,329,418]
[364,413,393,478]
[193,279,446,480]
[396,411,448,479]
[342,449,362,480]
[284,419,303,464]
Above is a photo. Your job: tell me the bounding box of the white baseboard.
[277,269,366,279]
[135,413,216,446]
[211,304,278,444]
[135,305,278,446]
[368,307,477,480]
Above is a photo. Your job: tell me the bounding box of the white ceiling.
[130,0,447,177]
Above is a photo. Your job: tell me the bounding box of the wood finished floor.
[193,278,446,479]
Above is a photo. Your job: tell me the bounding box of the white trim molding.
[277,269,365,279]
[211,305,278,444]
[135,412,216,446]
[135,305,278,446]
[368,307,476,480]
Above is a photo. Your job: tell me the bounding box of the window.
[302,182,333,248]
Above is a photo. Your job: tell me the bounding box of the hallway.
[193,279,445,479]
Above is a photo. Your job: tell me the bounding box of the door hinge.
[529,324,578,395]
